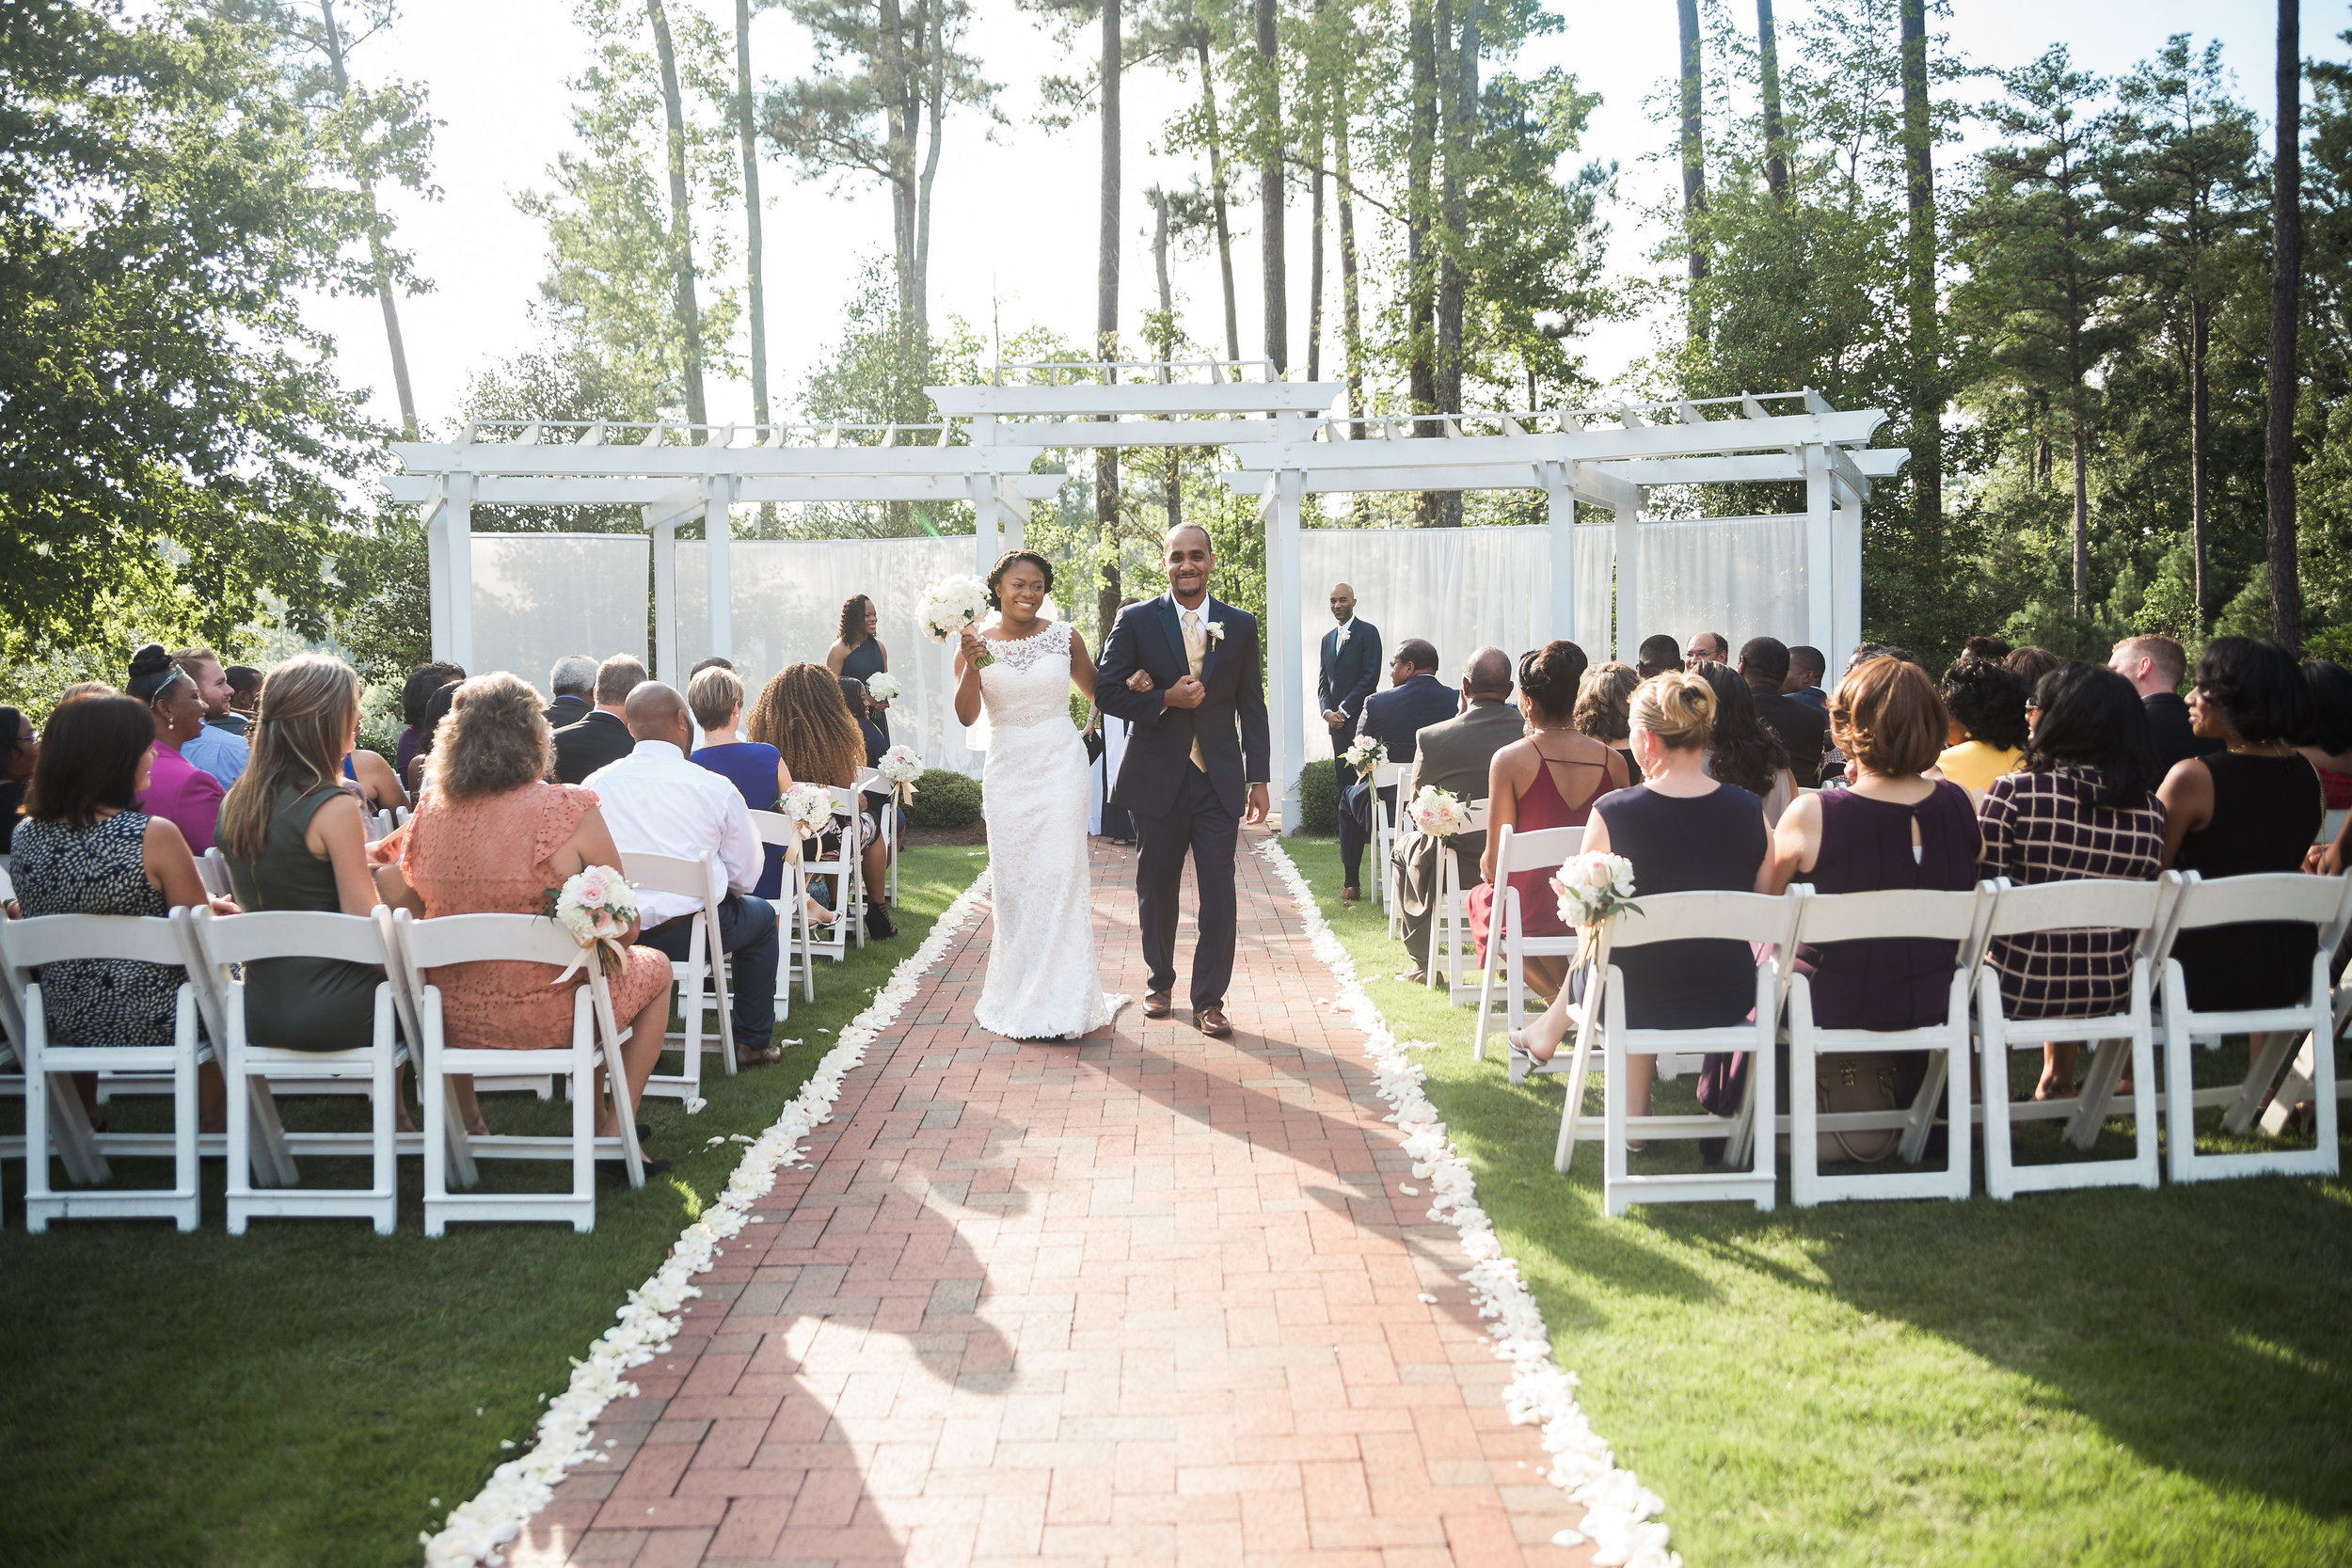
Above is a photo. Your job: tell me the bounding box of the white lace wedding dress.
[973,620,1124,1039]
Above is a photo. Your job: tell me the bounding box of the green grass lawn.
[0,846,987,1568]
[1279,835,2352,1568]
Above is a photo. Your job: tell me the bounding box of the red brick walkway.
[512,831,1587,1567]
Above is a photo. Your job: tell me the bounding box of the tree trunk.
[1676,0,1708,340]
[1431,0,1475,527]
[1097,0,1122,648]
[2190,300,2210,624]
[1195,39,1242,372]
[2072,415,2089,612]
[735,0,768,433]
[1255,0,1287,374]
[1308,124,1325,382]
[1756,0,1787,199]
[646,0,708,427]
[1899,0,1940,591]
[2266,0,2303,648]
[915,0,946,358]
[320,0,419,437]
[1152,188,1181,531]
[1407,0,1438,521]
[1337,119,1365,451]
[879,0,916,381]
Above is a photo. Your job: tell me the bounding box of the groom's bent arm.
[1093,609,1166,727]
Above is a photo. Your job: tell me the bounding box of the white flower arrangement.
[1343,736,1389,773]
[1553,850,1641,928]
[1202,618,1225,641]
[876,744,923,799]
[778,782,837,840]
[538,866,638,983]
[1252,838,1681,1568]
[864,672,901,703]
[1408,785,1473,838]
[1335,623,1352,646]
[916,574,994,666]
[422,866,1000,1568]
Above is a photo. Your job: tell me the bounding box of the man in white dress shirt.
[584,683,782,1066]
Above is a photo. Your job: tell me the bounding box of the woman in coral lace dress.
[373,673,672,1139]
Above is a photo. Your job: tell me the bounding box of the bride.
[953,549,1124,1039]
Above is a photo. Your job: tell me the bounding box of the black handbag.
[1084,725,1107,765]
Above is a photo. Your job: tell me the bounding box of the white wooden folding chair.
[1976,876,2175,1200]
[797,788,865,963]
[198,847,230,898]
[1549,890,1803,1215]
[0,915,114,1188]
[3,911,211,1231]
[619,850,737,1104]
[388,909,645,1235]
[1784,882,2000,1206]
[1470,823,1583,1058]
[747,809,814,1007]
[2153,870,2352,1183]
[858,767,900,906]
[364,807,395,844]
[1425,799,1489,996]
[1375,763,1408,932]
[187,907,406,1234]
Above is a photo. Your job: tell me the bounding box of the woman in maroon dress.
[1469,641,1629,1002]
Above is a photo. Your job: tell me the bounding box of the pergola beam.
[380,472,1065,507]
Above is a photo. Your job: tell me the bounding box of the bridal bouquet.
[1342,736,1388,773]
[779,782,838,840]
[1554,850,1640,927]
[876,744,923,799]
[865,672,902,703]
[1407,785,1472,839]
[540,864,639,982]
[917,575,993,666]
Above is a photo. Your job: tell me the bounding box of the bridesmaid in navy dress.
[827,594,892,745]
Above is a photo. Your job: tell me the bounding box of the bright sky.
[305,0,2332,434]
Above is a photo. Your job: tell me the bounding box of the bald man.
[583,682,783,1066]
[1318,581,1384,897]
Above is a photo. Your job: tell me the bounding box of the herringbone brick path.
[512,831,1587,1567]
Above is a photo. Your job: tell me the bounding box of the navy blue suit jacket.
[1094,593,1272,819]
[1317,620,1382,732]
[1357,673,1458,764]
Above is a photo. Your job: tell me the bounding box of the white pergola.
[387,370,1905,832]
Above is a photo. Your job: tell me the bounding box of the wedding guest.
[1962,635,2014,663]
[1469,641,1627,1003]
[1695,661,1796,823]
[217,655,392,1056]
[1506,672,1774,1097]
[827,594,892,741]
[2005,644,2061,694]
[1684,630,1730,670]
[375,673,673,1154]
[1740,636,1830,787]
[1979,663,2167,1100]
[1781,644,1829,713]
[839,676,888,768]
[2109,634,2217,775]
[1319,581,1384,901]
[749,663,895,939]
[1635,634,1682,681]
[222,664,262,730]
[10,694,233,1128]
[1936,657,2030,796]
[1771,657,1981,1031]
[395,661,466,780]
[0,705,35,853]
[587,682,782,1068]
[2158,638,2325,1012]
[173,647,248,788]
[552,654,644,784]
[127,643,225,854]
[1391,646,1520,983]
[342,736,407,814]
[1573,661,1641,781]
[55,682,118,707]
[2304,661,2352,876]
[544,655,596,732]
[1359,639,1455,768]
[404,678,461,795]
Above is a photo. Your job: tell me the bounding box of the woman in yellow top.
[1935,656,2031,795]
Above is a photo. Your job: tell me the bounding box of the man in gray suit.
[1391,646,1523,982]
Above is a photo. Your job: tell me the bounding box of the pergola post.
[1804,444,1836,656]
[430,471,475,670]
[1268,456,1306,835]
[1541,461,1575,641]
[704,475,734,666]
[650,519,678,682]
[1833,487,1863,669]
[1613,504,1640,662]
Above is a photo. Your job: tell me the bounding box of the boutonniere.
[1204,620,1226,642]
[1334,624,1351,646]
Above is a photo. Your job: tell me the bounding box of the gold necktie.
[1183,610,1207,770]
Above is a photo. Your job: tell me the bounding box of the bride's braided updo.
[986,549,1055,610]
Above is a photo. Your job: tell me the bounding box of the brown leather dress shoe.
[1197,1006,1233,1038]
[1143,990,1173,1019]
[1341,886,1360,903]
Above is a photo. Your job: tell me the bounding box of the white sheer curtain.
[675,537,983,774]
[1631,515,1809,653]
[468,532,648,692]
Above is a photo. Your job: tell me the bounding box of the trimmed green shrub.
[905,768,982,829]
[1296,758,1339,834]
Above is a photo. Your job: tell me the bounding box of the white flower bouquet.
[540,864,639,982]
[865,672,901,704]
[1408,785,1472,839]
[779,782,838,840]
[1343,736,1388,773]
[917,574,994,666]
[1553,850,1640,927]
[876,743,923,800]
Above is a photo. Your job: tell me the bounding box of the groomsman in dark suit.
[1318,583,1383,900]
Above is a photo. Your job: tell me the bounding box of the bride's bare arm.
[952,624,988,726]
[1067,627,1099,702]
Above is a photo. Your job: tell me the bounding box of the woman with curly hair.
[1693,660,1795,823]
[1936,657,2031,796]
[1573,660,1641,782]
[748,662,896,938]
[825,594,892,743]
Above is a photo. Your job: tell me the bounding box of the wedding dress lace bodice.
[978,619,1077,730]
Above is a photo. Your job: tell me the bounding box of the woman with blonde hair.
[374,673,675,1157]
[747,662,895,938]
[1505,672,1776,1104]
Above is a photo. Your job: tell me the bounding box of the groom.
[1095,523,1270,1037]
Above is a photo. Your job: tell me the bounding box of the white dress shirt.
[582,739,762,927]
